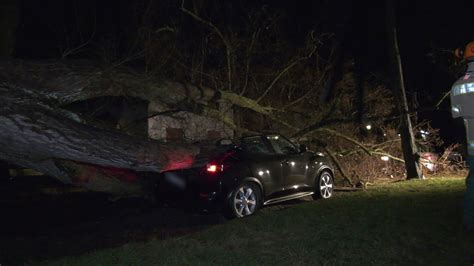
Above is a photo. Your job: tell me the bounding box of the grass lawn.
[39,177,474,266]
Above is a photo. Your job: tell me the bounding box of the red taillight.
[206,164,222,173]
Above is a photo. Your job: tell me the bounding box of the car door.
[265,135,310,192]
[241,136,285,199]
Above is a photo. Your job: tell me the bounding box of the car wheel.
[312,171,334,200]
[226,182,261,218]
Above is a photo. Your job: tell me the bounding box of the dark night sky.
[12,0,474,145]
[14,1,474,68]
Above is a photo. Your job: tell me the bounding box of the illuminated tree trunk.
[385,0,423,179]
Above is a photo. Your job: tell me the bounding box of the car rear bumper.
[194,191,224,212]
[189,176,227,212]
[158,169,226,212]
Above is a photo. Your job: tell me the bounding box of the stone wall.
[148,101,234,142]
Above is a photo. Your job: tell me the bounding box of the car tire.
[225,182,262,218]
[312,171,334,200]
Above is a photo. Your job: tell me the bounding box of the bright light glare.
[381,156,390,161]
[420,129,429,140]
[425,163,435,171]
[258,170,264,176]
[365,124,372,130]
[207,164,218,172]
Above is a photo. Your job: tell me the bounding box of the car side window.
[241,136,273,154]
[266,135,298,155]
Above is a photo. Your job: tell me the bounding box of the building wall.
[148,101,234,142]
[66,96,149,137]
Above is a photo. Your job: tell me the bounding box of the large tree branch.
[316,128,372,155]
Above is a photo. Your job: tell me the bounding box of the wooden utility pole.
[385,0,423,179]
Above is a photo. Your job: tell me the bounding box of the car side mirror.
[299,144,307,153]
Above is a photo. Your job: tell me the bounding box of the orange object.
[456,42,474,59]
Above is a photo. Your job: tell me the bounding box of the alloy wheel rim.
[234,186,257,217]
[320,174,333,198]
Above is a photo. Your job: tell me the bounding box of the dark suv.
[161,134,335,218]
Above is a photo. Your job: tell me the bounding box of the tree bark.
[0,60,276,119]
[0,76,201,196]
[385,0,423,179]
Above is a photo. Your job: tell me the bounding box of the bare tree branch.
[323,147,354,187]
[61,17,96,59]
[435,90,451,108]
[371,151,404,163]
[316,128,372,155]
[340,138,400,157]
[241,29,260,96]
[181,1,233,91]
[257,38,318,102]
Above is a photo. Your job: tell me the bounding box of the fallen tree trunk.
[0,60,275,112]
[0,59,283,197]
[0,98,198,172]
[0,59,214,106]
[0,59,278,131]
[0,77,201,196]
